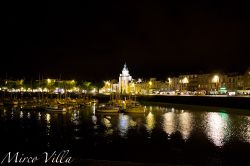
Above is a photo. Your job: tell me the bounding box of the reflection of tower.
[119,63,132,94]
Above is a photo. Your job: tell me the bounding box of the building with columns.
[119,64,132,94]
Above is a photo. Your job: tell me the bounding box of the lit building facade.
[119,64,132,94]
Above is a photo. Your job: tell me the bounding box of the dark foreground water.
[0,103,250,165]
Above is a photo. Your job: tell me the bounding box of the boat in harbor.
[20,104,38,111]
[96,104,120,113]
[44,105,67,112]
[124,104,146,113]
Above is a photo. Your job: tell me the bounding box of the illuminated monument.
[119,63,132,94]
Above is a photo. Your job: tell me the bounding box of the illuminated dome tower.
[119,63,132,94]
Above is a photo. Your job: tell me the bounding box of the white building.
[119,64,132,94]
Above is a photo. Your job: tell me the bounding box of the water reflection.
[162,110,193,140]
[71,110,80,125]
[145,112,155,134]
[240,116,250,144]
[92,115,97,125]
[27,112,31,119]
[118,114,129,138]
[37,112,41,121]
[205,112,230,147]
[101,116,114,136]
[179,112,193,140]
[20,111,24,119]
[247,117,250,144]
[0,104,250,154]
[102,116,112,128]
[45,113,51,137]
[163,112,175,136]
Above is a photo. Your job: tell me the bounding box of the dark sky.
[2,0,250,81]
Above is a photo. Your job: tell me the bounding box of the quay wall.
[96,95,250,110]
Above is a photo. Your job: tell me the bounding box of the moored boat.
[96,104,120,113]
[124,105,146,113]
[44,105,67,112]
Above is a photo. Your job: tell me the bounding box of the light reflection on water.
[145,112,155,134]
[179,111,193,141]
[239,116,250,144]
[163,112,176,136]
[162,111,193,140]
[0,105,250,149]
[118,114,130,138]
[204,112,230,147]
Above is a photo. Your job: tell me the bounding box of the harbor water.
[0,103,250,165]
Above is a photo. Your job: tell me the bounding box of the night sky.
[2,0,250,81]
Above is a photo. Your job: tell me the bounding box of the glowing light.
[205,112,229,147]
[212,75,219,83]
[71,110,80,125]
[102,117,112,128]
[27,112,31,119]
[149,81,152,86]
[43,88,48,92]
[105,81,110,86]
[45,113,51,136]
[168,77,172,84]
[20,111,23,119]
[47,79,51,84]
[118,114,129,137]
[146,112,155,133]
[46,113,51,123]
[163,112,175,135]
[92,115,97,125]
[179,112,193,140]
[182,77,189,84]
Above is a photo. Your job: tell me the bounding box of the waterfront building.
[243,67,250,90]
[119,64,132,94]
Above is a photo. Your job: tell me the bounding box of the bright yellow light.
[105,81,110,85]
[168,78,172,84]
[163,112,175,135]
[182,77,189,84]
[212,75,219,83]
[149,81,152,86]
[47,79,51,84]
[71,80,75,84]
[146,112,155,133]
[131,83,135,87]
[46,113,51,123]
[179,112,193,140]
